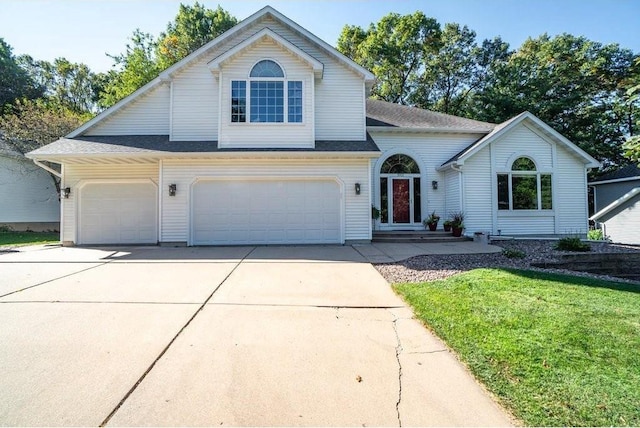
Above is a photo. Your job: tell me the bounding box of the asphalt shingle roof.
[591,164,640,183]
[28,134,380,157]
[365,99,495,132]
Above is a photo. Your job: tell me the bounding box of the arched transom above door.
[379,154,422,226]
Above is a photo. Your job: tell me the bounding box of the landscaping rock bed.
[375,239,640,284]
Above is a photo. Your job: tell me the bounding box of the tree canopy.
[0,38,43,111]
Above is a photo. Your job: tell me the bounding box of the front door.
[391,178,411,224]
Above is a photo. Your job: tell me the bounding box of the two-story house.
[28,6,600,246]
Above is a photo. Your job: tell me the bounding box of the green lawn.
[0,231,59,247]
[394,268,640,427]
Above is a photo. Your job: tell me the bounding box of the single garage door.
[79,182,157,244]
[192,179,341,245]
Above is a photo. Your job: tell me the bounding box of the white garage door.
[192,179,341,245]
[79,182,157,245]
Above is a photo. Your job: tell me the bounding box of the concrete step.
[372,231,470,243]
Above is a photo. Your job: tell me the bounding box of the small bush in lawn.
[0,225,13,233]
[502,248,526,259]
[555,236,590,252]
[587,229,605,240]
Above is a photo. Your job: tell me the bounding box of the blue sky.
[1,0,639,73]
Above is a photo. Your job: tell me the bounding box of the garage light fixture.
[168,184,177,196]
[62,187,71,198]
[432,180,438,190]
[355,183,361,195]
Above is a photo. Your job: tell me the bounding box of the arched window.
[497,156,552,210]
[250,60,284,78]
[380,154,420,174]
[230,59,302,124]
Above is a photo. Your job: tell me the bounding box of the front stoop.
[372,230,471,243]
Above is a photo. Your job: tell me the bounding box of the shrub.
[555,236,590,252]
[0,225,13,233]
[587,229,605,240]
[502,248,526,259]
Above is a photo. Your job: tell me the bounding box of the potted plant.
[371,205,381,230]
[450,211,465,237]
[443,220,452,232]
[422,211,440,231]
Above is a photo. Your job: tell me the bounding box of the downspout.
[451,163,464,212]
[32,159,62,178]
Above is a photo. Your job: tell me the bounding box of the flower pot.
[428,223,437,231]
[452,226,463,237]
[443,224,452,232]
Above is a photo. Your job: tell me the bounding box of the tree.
[99,30,160,108]
[468,34,639,168]
[337,11,441,104]
[156,2,237,69]
[99,3,237,108]
[17,55,100,113]
[622,58,640,164]
[0,38,43,110]
[0,99,85,195]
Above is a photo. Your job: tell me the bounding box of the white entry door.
[192,179,342,245]
[79,182,157,245]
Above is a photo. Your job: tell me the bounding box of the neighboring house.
[0,140,60,231]
[589,164,640,245]
[27,6,600,246]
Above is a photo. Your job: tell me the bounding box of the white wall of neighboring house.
[598,193,640,245]
[0,155,60,229]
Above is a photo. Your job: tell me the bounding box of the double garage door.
[192,179,342,245]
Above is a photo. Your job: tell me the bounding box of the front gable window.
[231,59,302,124]
[497,156,552,210]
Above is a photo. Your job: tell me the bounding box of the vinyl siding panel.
[462,146,493,232]
[85,85,170,136]
[593,179,640,212]
[444,169,461,215]
[171,62,218,140]
[62,163,159,243]
[599,194,640,245]
[160,158,370,243]
[369,131,484,227]
[497,215,556,235]
[494,124,553,171]
[218,39,314,147]
[0,156,59,222]
[555,145,589,234]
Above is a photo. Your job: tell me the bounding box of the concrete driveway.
[0,245,512,426]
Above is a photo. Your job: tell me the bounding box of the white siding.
[86,85,170,136]
[600,195,640,245]
[443,168,461,215]
[493,124,553,171]
[0,156,59,222]
[62,163,159,243]
[555,145,589,234]
[171,62,218,141]
[497,215,556,235]
[160,158,370,243]
[218,39,314,147]
[369,131,484,225]
[463,146,493,232]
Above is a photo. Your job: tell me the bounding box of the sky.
[1,0,639,73]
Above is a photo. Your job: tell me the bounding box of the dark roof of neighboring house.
[365,99,495,132]
[28,134,380,157]
[590,164,640,183]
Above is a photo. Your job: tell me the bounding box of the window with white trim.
[497,156,552,210]
[231,59,303,124]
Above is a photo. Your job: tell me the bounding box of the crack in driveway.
[389,309,404,427]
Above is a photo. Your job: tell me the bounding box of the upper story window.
[497,156,552,211]
[231,59,303,124]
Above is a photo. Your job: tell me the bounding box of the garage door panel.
[79,182,157,245]
[193,180,341,245]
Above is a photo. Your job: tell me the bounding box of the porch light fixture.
[62,187,71,199]
[432,180,438,190]
[355,182,361,195]
[168,184,177,196]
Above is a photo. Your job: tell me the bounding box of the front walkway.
[354,241,503,263]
